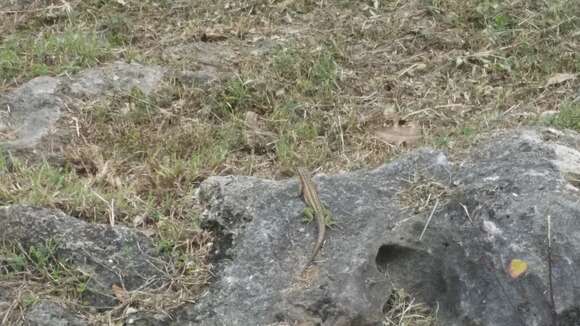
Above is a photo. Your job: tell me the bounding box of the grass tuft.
[549,102,580,131]
[0,27,113,83]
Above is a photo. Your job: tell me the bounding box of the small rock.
[63,61,166,98]
[0,76,63,149]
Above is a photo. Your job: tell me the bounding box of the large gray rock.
[174,128,580,325]
[0,206,166,308]
[24,301,88,326]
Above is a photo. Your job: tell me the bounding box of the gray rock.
[63,61,166,99]
[24,301,88,326]
[174,128,580,325]
[0,62,166,154]
[0,206,166,308]
[0,76,63,149]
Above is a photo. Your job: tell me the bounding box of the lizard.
[297,167,332,273]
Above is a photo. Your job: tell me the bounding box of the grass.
[548,102,580,131]
[383,289,437,326]
[0,27,113,84]
[0,0,579,323]
[0,240,89,300]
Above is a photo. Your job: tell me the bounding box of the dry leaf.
[373,116,421,146]
[507,259,528,279]
[545,73,577,87]
[112,284,129,303]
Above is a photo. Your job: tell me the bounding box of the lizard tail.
[301,224,326,273]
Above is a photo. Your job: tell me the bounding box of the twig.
[418,199,439,241]
[91,190,115,226]
[459,203,473,224]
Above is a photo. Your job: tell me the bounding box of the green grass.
[270,45,340,98]
[0,240,89,300]
[0,27,113,83]
[0,160,132,223]
[549,102,580,131]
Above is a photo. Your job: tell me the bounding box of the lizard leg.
[302,207,315,223]
[323,207,337,228]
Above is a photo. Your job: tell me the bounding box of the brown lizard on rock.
[297,167,333,273]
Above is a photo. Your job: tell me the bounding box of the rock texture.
[0,206,166,308]
[0,62,165,154]
[0,76,64,149]
[62,62,165,99]
[24,301,88,326]
[174,128,580,325]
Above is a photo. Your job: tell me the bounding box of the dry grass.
[398,172,449,215]
[383,289,437,326]
[1,0,579,323]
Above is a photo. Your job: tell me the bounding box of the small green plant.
[156,239,175,255]
[270,45,339,98]
[307,49,339,94]
[220,77,254,113]
[28,240,59,271]
[434,135,450,148]
[0,240,89,298]
[548,102,580,131]
[98,14,133,46]
[0,247,27,273]
[0,151,10,173]
[461,127,476,138]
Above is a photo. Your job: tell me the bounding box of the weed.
[220,77,255,114]
[0,240,89,300]
[97,14,133,46]
[270,45,339,98]
[548,102,580,131]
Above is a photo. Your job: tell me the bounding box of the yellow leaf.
[508,259,528,279]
